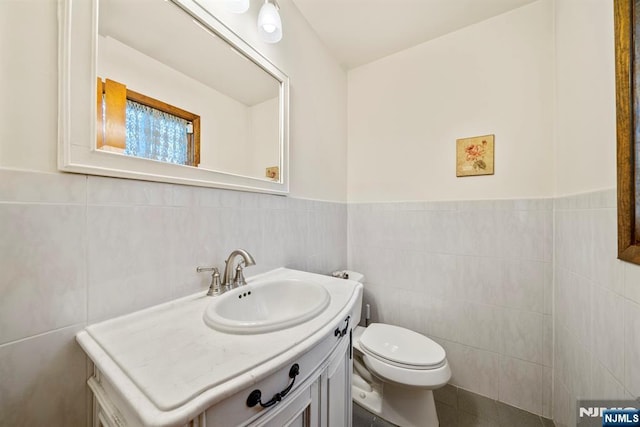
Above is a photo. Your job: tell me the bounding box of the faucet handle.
[233,263,247,287]
[197,266,224,296]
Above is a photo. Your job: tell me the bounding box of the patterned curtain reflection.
[125,100,189,165]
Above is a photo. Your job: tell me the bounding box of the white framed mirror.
[58,0,289,194]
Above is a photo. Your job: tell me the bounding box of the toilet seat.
[354,324,451,389]
[359,323,446,369]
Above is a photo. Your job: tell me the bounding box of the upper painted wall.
[0,0,348,201]
[347,0,555,202]
[554,0,616,196]
[0,0,616,202]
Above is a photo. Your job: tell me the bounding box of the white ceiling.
[290,0,538,69]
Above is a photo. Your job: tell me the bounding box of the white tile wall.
[502,308,544,364]
[0,169,347,425]
[553,189,640,427]
[0,204,87,344]
[498,355,543,414]
[348,198,554,416]
[625,300,640,397]
[0,325,87,426]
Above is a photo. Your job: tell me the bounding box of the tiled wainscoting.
[0,169,347,425]
[349,199,554,417]
[553,190,640,427]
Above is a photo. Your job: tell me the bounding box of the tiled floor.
[352,384,556,427]
[353,402,397,427]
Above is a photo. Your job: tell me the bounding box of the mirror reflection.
[97,0,282,181]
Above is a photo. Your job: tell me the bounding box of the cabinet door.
[250,378,319,427]
[272,402,309,427]
[325,332,352,427]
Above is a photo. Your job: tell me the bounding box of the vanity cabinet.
[90,319,352,427]
[77,269,362,427]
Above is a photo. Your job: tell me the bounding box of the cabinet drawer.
[204,330,341,426]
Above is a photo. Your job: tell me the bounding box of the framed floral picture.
[456,134,495,177]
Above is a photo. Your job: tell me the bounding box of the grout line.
[0,322,86,349]
[0,200,85,206]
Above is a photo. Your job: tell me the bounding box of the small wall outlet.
[265,166,279,180]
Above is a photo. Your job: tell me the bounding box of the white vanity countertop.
[76,268,362,426]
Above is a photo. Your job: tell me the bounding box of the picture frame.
[456,134,495,177]
[615,0,640,264]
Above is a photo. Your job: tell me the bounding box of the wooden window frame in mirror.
[615,0,640,264]
[96,78,201,166]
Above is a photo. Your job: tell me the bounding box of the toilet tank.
[343,271,365,284]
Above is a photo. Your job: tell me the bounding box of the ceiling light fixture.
[257,0,282,44]
[224,0,250,14]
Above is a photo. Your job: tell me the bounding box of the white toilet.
[345,271,451,427]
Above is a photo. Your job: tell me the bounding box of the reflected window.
[97,78,201,166]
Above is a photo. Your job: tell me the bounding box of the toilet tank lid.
[342,270,365,283]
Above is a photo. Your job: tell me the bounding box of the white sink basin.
[203,278,331,334]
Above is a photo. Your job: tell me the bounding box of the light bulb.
[257,1,282,43]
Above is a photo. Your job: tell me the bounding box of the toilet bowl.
[343,271,451,427]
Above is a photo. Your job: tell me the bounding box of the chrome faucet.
[196,266,223,296]
[222,249,256,289]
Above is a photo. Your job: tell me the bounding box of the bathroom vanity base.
[90,331,352,427]
[77,268,362,427]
